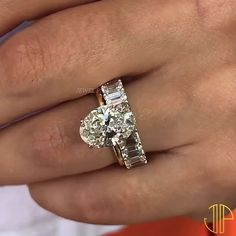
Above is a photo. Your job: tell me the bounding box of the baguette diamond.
[101,80,127,105]
[100,80,147,169]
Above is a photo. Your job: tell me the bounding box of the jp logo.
[204,204,234,234]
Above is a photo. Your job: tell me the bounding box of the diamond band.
[80,79,147,169]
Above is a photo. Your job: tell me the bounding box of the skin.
[0,0,236,225]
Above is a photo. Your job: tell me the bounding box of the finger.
[0,94,116,185]
[0,0,198,124]
[29,130,236,225]
[0,0,96,36]
[0,73,193,185]
[28,150,212,225]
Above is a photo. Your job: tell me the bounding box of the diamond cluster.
[80,103,136,148]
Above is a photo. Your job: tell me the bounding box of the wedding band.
[80,79,147,169]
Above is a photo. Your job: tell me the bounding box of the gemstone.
[80,103,136,148]
[101,80,127,105]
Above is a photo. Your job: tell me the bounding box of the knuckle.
[160,86,191,123]
[30,120,70,169]
[196,0,236,30]
[198,143,235,193]
[0,31,47,97]
[189,70,236,117]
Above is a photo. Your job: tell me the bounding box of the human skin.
[0,0,236,224]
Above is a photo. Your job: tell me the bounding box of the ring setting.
[80,79,147,169]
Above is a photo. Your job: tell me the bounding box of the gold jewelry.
[80,79,147,169]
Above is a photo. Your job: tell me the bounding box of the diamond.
[80,103,136,148]
[101,80,127,105]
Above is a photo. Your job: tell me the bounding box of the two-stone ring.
[80,79,147,169]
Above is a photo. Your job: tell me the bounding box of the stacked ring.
[80,79,147,169]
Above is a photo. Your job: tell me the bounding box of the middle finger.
[0,0,197,124]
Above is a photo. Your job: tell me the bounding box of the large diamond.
[80,103,136,148]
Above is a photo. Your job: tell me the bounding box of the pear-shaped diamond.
[80,103,136,148]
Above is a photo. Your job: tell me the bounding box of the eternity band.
[80,79,147,169]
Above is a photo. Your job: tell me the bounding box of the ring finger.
[0,73,192,185]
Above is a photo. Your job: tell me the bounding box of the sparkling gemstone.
[101,80,127,105]
[80,103,136,148]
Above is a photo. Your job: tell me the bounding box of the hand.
[1,0,236,224]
